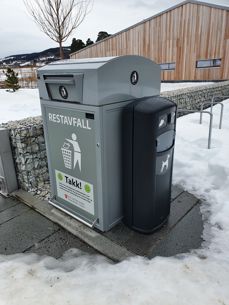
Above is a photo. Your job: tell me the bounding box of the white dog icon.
[160,154,170,174]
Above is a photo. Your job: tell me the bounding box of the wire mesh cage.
[61,142,72,169]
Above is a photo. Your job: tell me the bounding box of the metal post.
[219,103,224,129]
[199,103,204,124]
[178,109,213,149]
[212,95,229,129]
[208,112,213,149]
[200,101,224,129]
[200,95,229,127]
[211,97,214,114]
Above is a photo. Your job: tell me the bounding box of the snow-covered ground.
[0,83,213,123]
[0,89,40,123]
[0,89,229,304]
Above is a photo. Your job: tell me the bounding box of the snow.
[0,249,229,305]
[0,89,229,304]
[0,70,6,81]
[0,89,40,123]
[19,61,33,67]
[173,101,229,255]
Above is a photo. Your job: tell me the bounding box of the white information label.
[55,170,94,215]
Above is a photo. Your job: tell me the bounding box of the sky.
[0,0,228,58]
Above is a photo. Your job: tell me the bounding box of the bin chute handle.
[44,78,75,85]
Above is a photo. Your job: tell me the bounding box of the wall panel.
[70,3,229,81]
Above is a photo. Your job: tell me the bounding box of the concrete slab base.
[103,186,203,258]
[0,195,97,257]
[13,190,134,261]
[13,185,203,261]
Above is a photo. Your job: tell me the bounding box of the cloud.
[129,0,167,9]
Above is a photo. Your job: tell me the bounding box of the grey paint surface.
[38,56,161,106]
[0,128,18,195]
[45,105,98,224]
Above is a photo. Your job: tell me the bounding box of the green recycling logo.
[57,172,64,181]
[84,184,91,193]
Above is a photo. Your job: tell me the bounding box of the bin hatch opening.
[44,73,84,103]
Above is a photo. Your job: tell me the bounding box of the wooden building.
[70,0,229,81]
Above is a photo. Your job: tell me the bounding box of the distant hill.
[0,47,71,67]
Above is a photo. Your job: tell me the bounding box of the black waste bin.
[123,96,177,233]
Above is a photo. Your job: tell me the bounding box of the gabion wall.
[162,81,229,112]
[2,81,229,198]
[3,117,50,198]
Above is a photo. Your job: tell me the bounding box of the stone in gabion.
[162,81,229,111]
[1,116,49,194]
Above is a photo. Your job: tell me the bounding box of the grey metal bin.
[37,55,160,232]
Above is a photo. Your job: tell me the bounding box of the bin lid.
[37,55,161,106]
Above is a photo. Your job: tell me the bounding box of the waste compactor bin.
[123,96,177,233]
[37,55,161,232]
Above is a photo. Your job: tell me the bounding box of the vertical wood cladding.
[70,2,229,81]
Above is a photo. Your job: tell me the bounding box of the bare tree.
[24,0,93,59]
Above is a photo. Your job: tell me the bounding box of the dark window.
[196,58,221,68]
[160,62,176,70]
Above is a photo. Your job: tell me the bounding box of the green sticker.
[57,172,64,181]
[84,184,91,193]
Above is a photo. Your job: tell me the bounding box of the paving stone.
[0,203,30,225]
[0,209,59,255]
[169,191,199,227]
[0,196,18,212]
[6,185,203,261]
[0,195,98,257]
[149,203,203,258]
[25,229,98,258]
[103,190,200,257]
[171,185,184,200]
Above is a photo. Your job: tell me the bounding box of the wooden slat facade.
[70,1,229,81]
